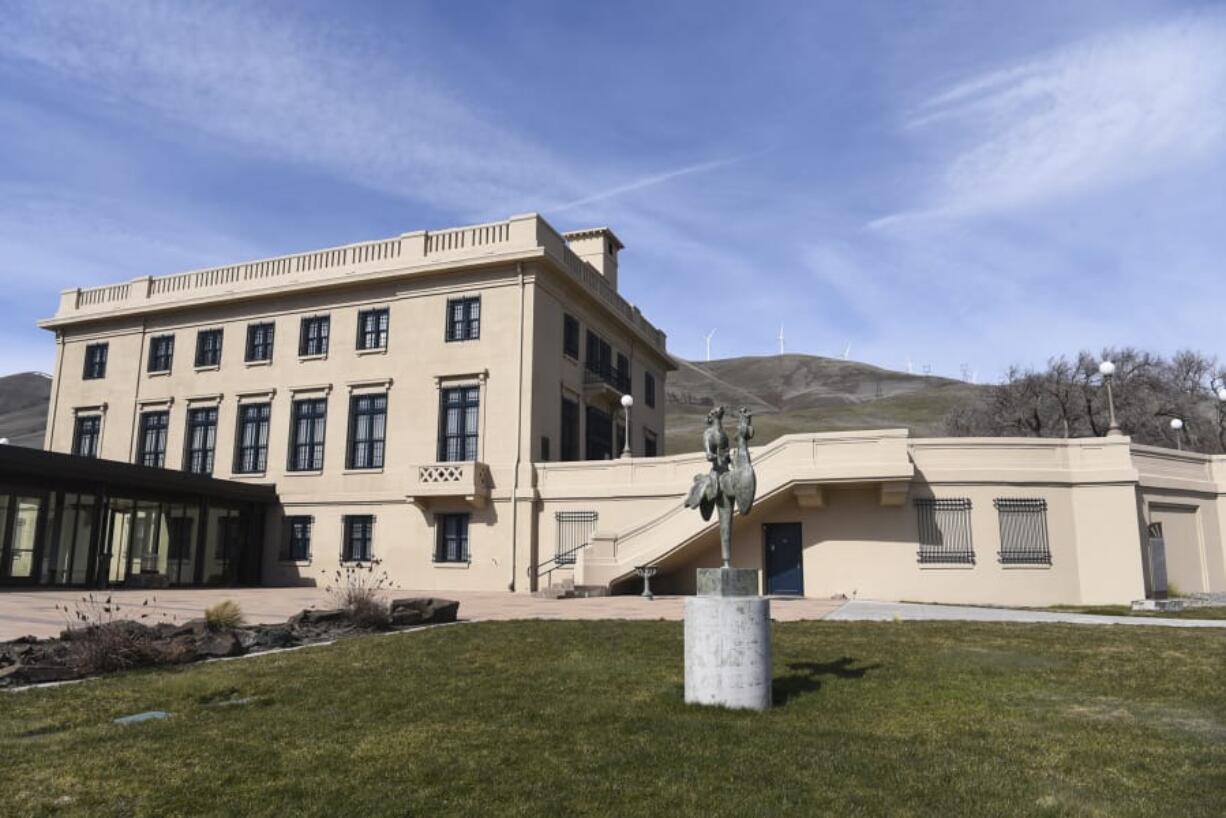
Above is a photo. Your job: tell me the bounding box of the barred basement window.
[995,498,1052,565]
[282,516,313,561]
[435,513,470,563]
[555,511,598,565]
[342,515,374,562]
[914,498,974,564]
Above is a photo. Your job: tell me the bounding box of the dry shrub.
[205,599,245,631]
[56,595,163,675]
[325,559,392,629]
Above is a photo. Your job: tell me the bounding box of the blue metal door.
[765,522,803,595]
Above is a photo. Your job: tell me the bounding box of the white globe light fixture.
[1099,360,1122,436]
[619,394,634,458]
[1170,417,1185,451]
[1218,387,1226,402]
[1170,418,1184,430]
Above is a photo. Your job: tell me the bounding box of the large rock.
[194,630,244,659]
[239,625,297,651]
[288,608,348,628]
[2,663,80,685]
[389,598,460,625]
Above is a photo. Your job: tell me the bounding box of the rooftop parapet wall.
[44,214,667,353]
[1131,443,1226,494]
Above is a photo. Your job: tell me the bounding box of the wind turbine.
[777,325,785,356]
[906,356,914,375]
[704,328,717,362]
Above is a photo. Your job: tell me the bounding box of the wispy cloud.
[872,14,1226,228]
[550,155,751,213]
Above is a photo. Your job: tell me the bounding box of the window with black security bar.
[914,498,975,564]
[83,343,108,380]
[445,297,480,341]
[137,410,169,468]
[184,406,218,475]
[246,322,275,362]
[347,393,387,469]
[281,516,313,561]
[72,415,101,457]
[299,315,330,356]
[555,511,598,565]
[438,386,479,461]
[563,314,580,358]
[435,513,470,562]
[995,498,1052,565]
[289,398,327,471]
[148,335,175,373]
[195,329,223,367]
[342,515,374,561]
[234,402,271,474]
[356,308,389,350]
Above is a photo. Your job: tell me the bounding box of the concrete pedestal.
[684,568,772,711]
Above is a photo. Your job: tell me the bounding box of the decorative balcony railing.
[583,361,631,394]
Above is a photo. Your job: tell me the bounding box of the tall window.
[563,314,580,359]
[915,498,975,564]
[445,296,480,341]
[438,386,480,461]
[83,343,108,380]
[299,315,330,357]
[137,411,169,468]
[347,393,387,469]
[194,329,223,367]
[644,428,658,458]
[435,513,469,562]
[561,397,580,462]
[289,398,327,471]
[281,516,313,561]
[245,322,275,363]
[645,371,657,408]
[995,498,1052,565]
[184,406,219,475]
[147,335,175,373]
[234,402,271,474]
[356,308,389,351]
[72,415,101,457]
[342,515,374,562]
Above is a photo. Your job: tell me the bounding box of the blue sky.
[2,1,1224,380]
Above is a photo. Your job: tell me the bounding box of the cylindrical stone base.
[684,595,772,711]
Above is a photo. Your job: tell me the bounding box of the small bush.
[325,559,392,629]
[56,595,163,675]
[205,600,245,631]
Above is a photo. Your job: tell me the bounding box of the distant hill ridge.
[0,355,985,454]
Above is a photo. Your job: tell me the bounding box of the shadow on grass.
[773,656,880,706]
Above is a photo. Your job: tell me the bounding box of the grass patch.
[1042,604,1226,620]
[2,621,1225,817]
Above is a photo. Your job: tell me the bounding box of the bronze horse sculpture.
[684,406,757,567]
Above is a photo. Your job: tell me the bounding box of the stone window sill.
[194,364,220,373]
[298,353,328,362]
[356,346,388,356]
[433,560,471,569]
[285,470,324,477]
[342,468,384,475]
[244,359,272,368]
[147,369,171,378]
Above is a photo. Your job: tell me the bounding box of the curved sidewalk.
[827,599,1226,628]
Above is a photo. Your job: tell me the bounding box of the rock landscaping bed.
[0,597,459,689]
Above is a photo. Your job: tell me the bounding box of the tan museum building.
[3,213,1224,605]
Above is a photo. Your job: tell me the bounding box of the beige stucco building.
[7,213,1225,606]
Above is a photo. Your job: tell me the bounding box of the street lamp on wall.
[1099,360,1122,437]
[1170,417,1184,451]
[620,393,634,458]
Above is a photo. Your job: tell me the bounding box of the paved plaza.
[3,588,1225,641]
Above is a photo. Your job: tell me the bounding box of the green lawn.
[3,621,1225,817]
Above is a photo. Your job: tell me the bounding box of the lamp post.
[1170,417,1184,451]
[620,393,634,458]
[1099,360,1122,436]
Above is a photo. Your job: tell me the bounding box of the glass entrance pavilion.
[0,445,275,588]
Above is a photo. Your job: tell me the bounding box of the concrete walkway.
[826,600,1226,628]
[4,589,1223,640]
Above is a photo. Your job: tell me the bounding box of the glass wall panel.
[68,495,96,585]
[166,504,200,586]
[7,496,42,579]
[128,502,171,582]
[106,499,134,585]
[203,506,244,584]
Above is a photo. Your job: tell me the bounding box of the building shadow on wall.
[772,656,880,706]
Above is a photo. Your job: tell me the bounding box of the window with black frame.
[435,513,469,562]
[195,329,223,367]
[183,406,218,475]
[147,335,175,373]
[299,315,330,356]
[563,314,580,358]
[72,415,101,457]
[342,515,374,561]
[83,343,108,380]
[914,498,975,564]
[245,322,275,363]
[289,398,327,471]
[347,393,387,469]
[137,410,169,467]
[438,386,480,461]
[645,371,656,408]
[234,402,271,473]
[560,397,580,461]
[282,515,313,561]
[995,498,1052,565]
[643,428,658,458]
[356,308,390,351]
[445,296,480,341]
